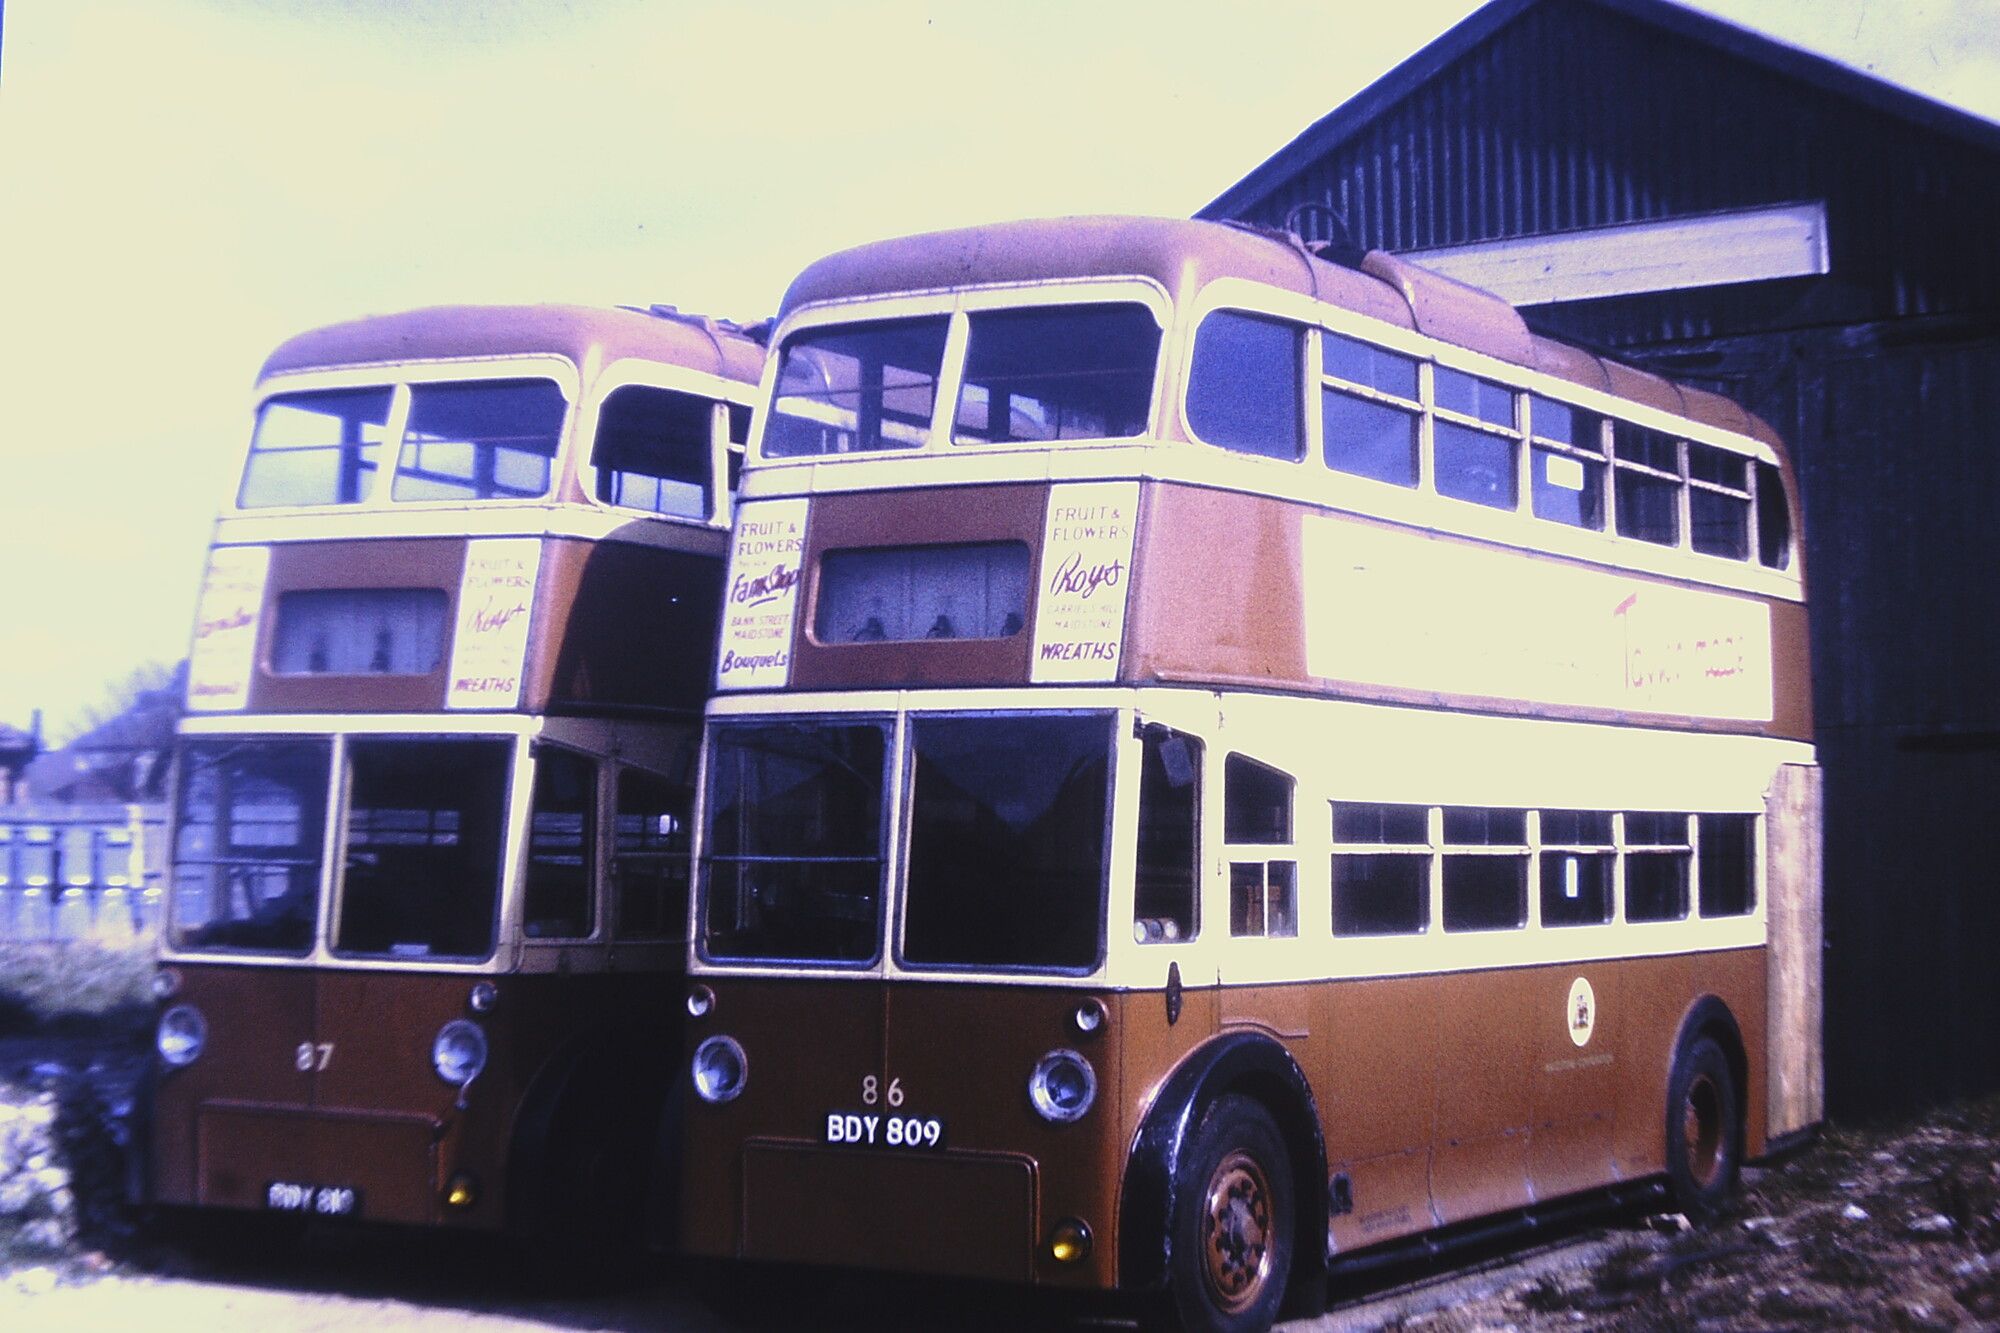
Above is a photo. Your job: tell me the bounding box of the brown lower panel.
[1431,1130,1530,1226]
[739,1140,1036,1282]
[1526,1114,1618,1200]
[198,1104,439,1224]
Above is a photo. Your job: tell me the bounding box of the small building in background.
[0,722,35,806]
[1,678,178,943]
[1202,0,2000,1117]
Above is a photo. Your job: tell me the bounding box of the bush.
[0,942,155,1036]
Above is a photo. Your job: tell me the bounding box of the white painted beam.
[1397,202,1829,306]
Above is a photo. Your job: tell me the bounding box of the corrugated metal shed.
[1203,0,2000,1117]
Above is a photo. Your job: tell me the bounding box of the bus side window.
[1624,812,1692,922]
[591,385,715,519]
[1134,725,1201,943]
[1186,311,1303,462]
[612,767,692,941]
[1539,809,1615,926]
[1224,754,1296,938]
[1697,813,1757,917]
[1755,461,1792,569]
[1331,801,1428,937]
[524,748,596,940]
[1441,807,1529,932]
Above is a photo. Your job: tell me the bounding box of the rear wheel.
[522,1087,657,1291]
[1164,1093,1293,1333]
[1664,1034,1741,1219]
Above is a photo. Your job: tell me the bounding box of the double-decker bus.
[678,217,1822,1332]
[149,303,763,1268]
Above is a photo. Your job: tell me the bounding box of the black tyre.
[1664,1033,1741,1219]
[522,1090,657,1291]
[1164,1093,1293,1333]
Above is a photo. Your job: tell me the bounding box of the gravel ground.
[8,1068,2000,1332]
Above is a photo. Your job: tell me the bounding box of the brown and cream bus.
[678,217,1822,1333]
[149,303,763,1268]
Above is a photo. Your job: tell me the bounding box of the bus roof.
[779,215,1778,448]
[260,303,767,389]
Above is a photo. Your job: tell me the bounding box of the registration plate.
[822,1110,946,1150]
[265,1181,359,1216]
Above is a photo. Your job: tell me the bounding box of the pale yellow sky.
[0,0,1993,740]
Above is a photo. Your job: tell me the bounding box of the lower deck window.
[171,739,330,955]
[1333,802,1750,935]
[1230,861,1297,938]
[613,767,692,940]
[1440,807,1528,932]
[1698,813,1757,917]
[1332,853,1427,936]
[901,713,1110,972]
[1134,726,1201,943]
[523,747,595,939]
[335,738,510,959]
[1624,812,1692,923]
[701,722,886,964]
[1331,801,1430,937]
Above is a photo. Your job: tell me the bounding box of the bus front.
[152,305,760,1262]
[681,223,1243,1305]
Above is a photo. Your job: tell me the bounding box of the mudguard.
[1673,995,1749,1137]
[1117,1030,1328,1301]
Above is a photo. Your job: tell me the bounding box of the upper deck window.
[592,385,715,519]
[1321,333,1420,487]
[1687,442,1752,560]
[1529,396,1607,530]
[1433,369,1519,511]
[1612,423,1681,546]
[763,318,950,458]
[239,388,393,508]
[391,380,567,502]
[952,304,1159,445]
[1186,311,1304,461]
[1756,462,1792,569]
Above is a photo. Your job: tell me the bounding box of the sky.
[0,0,1995,743]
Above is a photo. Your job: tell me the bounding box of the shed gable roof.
[1201,0,2000,223]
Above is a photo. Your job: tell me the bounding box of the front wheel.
[1164,1093,1294,1333]
[1664,1034,1741,1219]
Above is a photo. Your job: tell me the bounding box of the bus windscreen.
[700,721,887,964]
[900,713,1110,972]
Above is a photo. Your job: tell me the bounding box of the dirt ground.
[1334,1092,2000,1333]
[8,1093,2000,1332]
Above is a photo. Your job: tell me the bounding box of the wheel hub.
[1684,1072,1723,1187]
[1201,1150,1272,1311]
